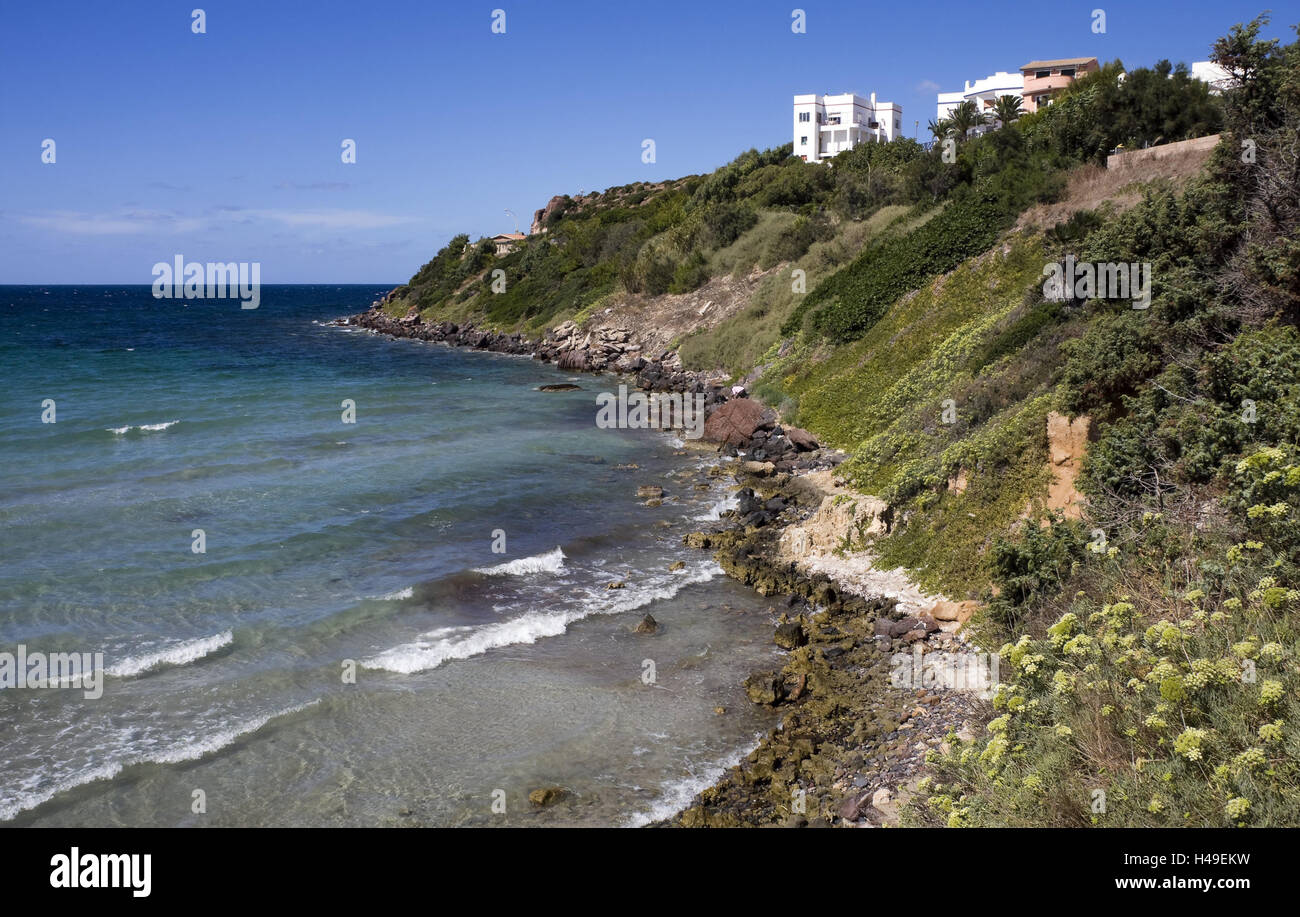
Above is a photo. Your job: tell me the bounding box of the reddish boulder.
[784,426,820,451]
[703,398,767,446]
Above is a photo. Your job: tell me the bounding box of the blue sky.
[0,0,1289,283]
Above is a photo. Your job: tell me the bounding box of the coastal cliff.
[350,19,1300,828]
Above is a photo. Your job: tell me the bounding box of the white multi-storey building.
[793,92,903,163]
[1191,60,1235,93]
[936,70,1025,131]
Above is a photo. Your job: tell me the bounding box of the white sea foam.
[362,615,571,674]
[623,734,766,828]
[0,700,319,822]
[105,631,233,678]
[107,420,180,435]
[363,562,720,674]
[693,491,740,522]
[472,546,566,577]
[378,586,414,601]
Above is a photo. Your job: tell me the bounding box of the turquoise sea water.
[0,286,781,826]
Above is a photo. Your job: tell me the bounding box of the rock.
[714,706,726,715]
[637,485,665,499]
[837,792,868,821]
[784,426,820,451]
[929,599,979,625]
[774,620,808,650]
[607,581,626,590]
[530,195,567,234]
[556,350,589,371]
[739,461,776,477]
[528,786,569,807]
[668,560,685,571]
[538,383,581,392]
[871,787,900,823]
[743,672,786,706]
[614,354,646,374]
[633,614,658,634]
[1046,411,1091,520]
[888,618,917,638]
[889,613,939,639]
[735,488,762,515]
[702,398,767,446]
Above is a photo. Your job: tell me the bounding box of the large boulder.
[556,350,589,371]
[703,398,767,446]
[743,672,787,706]
[784,426,820,451]
[929,599,979,625]
[774,619,808,650]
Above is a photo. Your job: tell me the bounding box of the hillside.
[379,15,1300,827]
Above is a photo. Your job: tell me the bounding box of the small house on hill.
[492,232,527,255]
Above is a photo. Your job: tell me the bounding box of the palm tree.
[927,118,952,141]
[993,94,1023,128]
[947,100,989,140]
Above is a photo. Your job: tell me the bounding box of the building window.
[800,136,808,145]
[798,112,810,122]
[1060,68,1075,77]
[1036,70,1050,79]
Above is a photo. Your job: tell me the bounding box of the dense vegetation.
[902,16,1300,827]
[385,143,915,331]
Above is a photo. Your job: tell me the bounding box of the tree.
[1212,13,1286,134]
[927,118,952,141]
[947,100,989,140]
[993,94,1023,128]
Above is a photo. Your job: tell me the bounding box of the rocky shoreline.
[336,301,990,828]
[661,470,990,827]
[339,303,724,406]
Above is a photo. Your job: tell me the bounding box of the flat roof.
[1021,57,1098,70]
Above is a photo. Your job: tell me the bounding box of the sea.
[0,285,782,826]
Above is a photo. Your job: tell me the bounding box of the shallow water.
[0,286,782,826]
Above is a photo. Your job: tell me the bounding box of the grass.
[679,204,918,379]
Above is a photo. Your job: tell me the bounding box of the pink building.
[1019,57,1099,113]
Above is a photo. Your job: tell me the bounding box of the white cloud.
[12,207,420,235]
[244,209,421,230]
[916,79,942,93]
[17,210,204,235]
